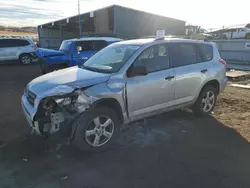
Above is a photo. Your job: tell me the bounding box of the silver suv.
[21,38,228,151]
[0,38,37,64]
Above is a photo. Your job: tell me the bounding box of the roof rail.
[154,37,165,41]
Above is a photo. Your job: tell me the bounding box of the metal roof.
[39,4,185,28]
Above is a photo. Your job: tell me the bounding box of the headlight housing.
[55,97,72,106]
[41,87,96,113]
[54,90,80,106]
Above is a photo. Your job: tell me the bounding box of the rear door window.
[0,39,8,48]
[198,43,213,61]
[2,39,29,47]
[0,39,16,48]
[17,39,30,46]
[93,40,107,50]
[7,39,19,47]
[169,43,201,67]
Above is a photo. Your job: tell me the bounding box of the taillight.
[219,59,227,66]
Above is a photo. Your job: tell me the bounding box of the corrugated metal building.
[38,5,186,49]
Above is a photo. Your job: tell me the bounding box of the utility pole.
[78,0,82,38]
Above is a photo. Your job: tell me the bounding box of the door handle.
[201,69,208,73]
[165,75,175,80]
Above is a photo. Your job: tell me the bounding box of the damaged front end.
[27,86,97,137]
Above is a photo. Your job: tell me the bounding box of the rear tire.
[192,86,217,116]
[73,107,120,152]
[20,54,32,65]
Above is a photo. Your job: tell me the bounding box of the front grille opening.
[27,90,36,106]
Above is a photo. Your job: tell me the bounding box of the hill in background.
[0,26,37,33]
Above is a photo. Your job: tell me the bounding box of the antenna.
[78,0,82,38]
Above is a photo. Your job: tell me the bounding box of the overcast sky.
[1,0,249,29]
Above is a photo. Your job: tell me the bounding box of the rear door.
[4,39,19,60]
[4,39,29,60]
[169,42,214,105]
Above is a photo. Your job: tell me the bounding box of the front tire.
[20,54,32,65]
[192,86,217,116]
[40,63,49,74]
[41,63,68,74]
[73,107,120,152]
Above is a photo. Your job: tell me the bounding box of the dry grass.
[0,30,37,37]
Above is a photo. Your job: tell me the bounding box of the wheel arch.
[70,97,124,141]
[19,53,31,59]
[93,98,124,124]
[200,79,220,95]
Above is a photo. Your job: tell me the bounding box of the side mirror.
[76,46,82,54]
[128,65,148,77]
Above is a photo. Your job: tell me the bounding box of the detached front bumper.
[21,94,65,136]
[21,94,41,135]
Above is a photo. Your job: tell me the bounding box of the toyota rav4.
[21,38,228,151]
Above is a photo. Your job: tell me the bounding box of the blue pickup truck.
[36,37,122,74]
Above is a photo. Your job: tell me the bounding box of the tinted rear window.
[17,39,30,46]
[0,39,8,48]
[198,44,213,61]
[0,39,29,47]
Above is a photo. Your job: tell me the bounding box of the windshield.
[59,41,72,52]
[82,44,141,73]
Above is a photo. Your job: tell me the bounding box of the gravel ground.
[0,64,249,188]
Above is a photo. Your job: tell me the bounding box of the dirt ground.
[214,85,250,141]
[0,64,249,188]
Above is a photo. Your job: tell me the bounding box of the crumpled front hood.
[28,66,110,98]
[36,48,64,58]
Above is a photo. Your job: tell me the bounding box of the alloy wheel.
[21,56,31,64]
[201,91,215,112]
[85,115,114,147]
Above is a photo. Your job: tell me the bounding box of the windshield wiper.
[82,65,113,73]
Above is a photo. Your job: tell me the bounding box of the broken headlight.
[55,97,72,106]
[42,98,57,111]
[54,92,79,106]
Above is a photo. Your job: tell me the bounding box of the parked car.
[37,37,122,74]
[223,27,250,39]
[0,38,37,64]
[21,37,228,151]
